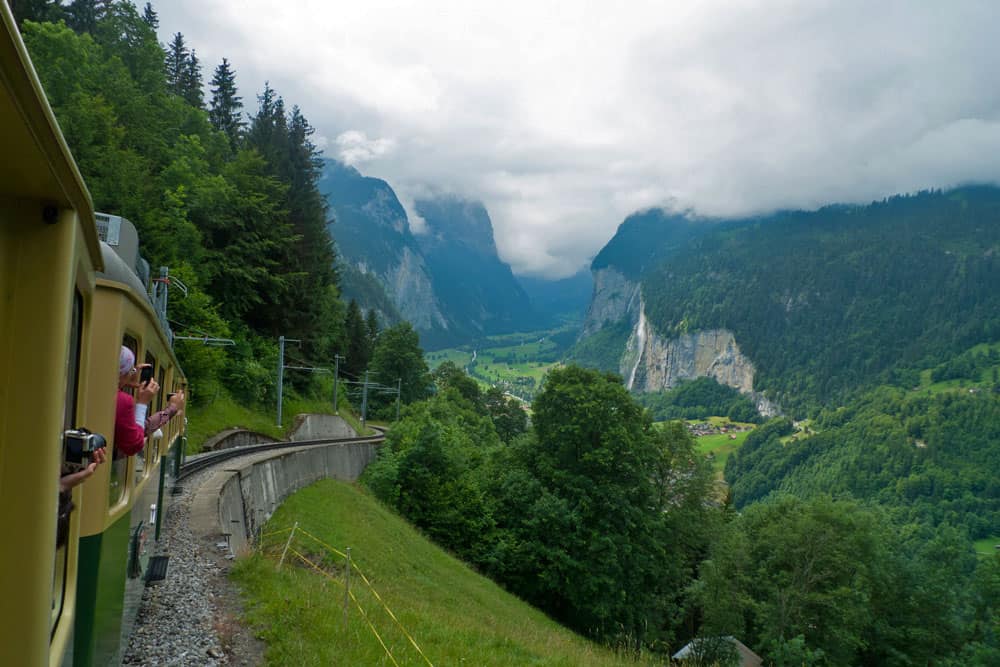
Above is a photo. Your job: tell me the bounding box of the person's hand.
[137,377,159,405]
[59,448,106,492]
[168,389,186,411]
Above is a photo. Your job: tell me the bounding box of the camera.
[140,365,154,384]
[63,428,107,471]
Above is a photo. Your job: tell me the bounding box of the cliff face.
[621,299,779,416]
[581,267,641,336]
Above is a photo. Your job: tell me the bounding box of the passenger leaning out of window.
[116,347,186,456]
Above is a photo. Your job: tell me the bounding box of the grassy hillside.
[232,480,661,666]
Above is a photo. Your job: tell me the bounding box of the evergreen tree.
[246,87,338,355]
[141,2,157,29]
[182,47,203,108]
[365,308,379,342]
[208,58,243,149]
[164,32,188,96]
[65,0,100,34]
[9,0,64,25]
[344,300,368,377]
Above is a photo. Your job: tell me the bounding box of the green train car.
[0,6,186,665]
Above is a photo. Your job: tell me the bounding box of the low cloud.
[334,130,396,166]
[158,1,1000,278]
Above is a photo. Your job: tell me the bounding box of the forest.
[637,377,762,423]
[366,365,1000,664]
[633,189,1000,414]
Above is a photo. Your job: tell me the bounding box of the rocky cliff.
[615,298,779,416]
[579,211,778,416]
[581,267,641,336]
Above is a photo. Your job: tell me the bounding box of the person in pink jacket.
[115,346,185,457]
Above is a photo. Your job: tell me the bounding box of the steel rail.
[176,427,385,482]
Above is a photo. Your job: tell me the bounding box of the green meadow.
[231,480,663,666]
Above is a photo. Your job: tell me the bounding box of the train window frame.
[51,290,84,635]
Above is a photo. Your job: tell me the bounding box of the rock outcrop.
[583,289,780,416]
[581,267,642,336]
[382,247,449,331]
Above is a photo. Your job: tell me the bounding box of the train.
[1,6,187,665]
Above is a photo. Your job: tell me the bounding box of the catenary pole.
[333,354,343,414]
[361,371,369,430]
[277,335,285,428]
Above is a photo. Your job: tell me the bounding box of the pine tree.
[345,300,369,377]
[209,58,244,149]
[182,48,204,108]
[65,0,99,33]
[164,32,188,96]
[365,308,380,342]
[141,2,158,29]
[10,0,64,26]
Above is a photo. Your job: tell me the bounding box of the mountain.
[575,186,1000,414]
[517,269,593,325]
[413,196,537,339]
[320,160,450,341]
[320,160,538,348]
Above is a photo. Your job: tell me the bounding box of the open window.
[109,335,138,506]
[52,291,83,634]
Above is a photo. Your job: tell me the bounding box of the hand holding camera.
[63,428,108,472]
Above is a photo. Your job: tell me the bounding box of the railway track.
[176,427,386,482]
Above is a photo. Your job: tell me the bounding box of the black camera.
[63,428,107,471]
[140,365,154,384]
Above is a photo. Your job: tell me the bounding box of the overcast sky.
[156,1,1000,278]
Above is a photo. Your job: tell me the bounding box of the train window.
[52,291,84,634]
[109,335,139,506]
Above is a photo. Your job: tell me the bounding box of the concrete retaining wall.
[192,441,379,557]
[290,414,357,440]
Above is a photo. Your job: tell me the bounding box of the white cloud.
[334,130,396,166]
[157,0,1000,278]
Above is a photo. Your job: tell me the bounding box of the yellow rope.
[296,526,349,559]
[276,527,433,666]
[349,566,434,666]
[289,549,400,667]
[259,527,293,538]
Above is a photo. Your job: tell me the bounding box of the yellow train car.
[72,218,186,666]
[0,7,186,665]
[0,4,103,666]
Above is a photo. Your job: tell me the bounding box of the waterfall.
[626,305,647,391]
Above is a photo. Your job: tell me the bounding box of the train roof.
[0,5,102,270]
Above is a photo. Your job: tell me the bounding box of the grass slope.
[231,480,661,666]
